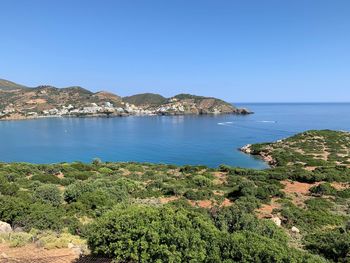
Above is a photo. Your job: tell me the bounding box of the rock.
[68,243,87,255]
[291,226,300,234]
[13,227,24,232]
[240,144,252,154]
[1,253,8,259]
[237,108,253,114]
[0,221,12,233]
[68,242,75,249]
[271,217,282,227]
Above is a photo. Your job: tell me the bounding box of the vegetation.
[122,93,167,106]
[0,130,349,262]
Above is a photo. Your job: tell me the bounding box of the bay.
[0,103,349,168]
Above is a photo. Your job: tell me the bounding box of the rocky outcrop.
[240,144,276,166]
[0,221,12,233]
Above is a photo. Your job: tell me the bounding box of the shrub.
[192,175,213,187]
[0,196,29,226]
[86,205,221,262]
[304,228,350,262]
[184,189,213,200]
[310,183,337,196]
[34,184,62,206]
[221,231,326,263]
[21,203,64,231]
[3,232,33,247]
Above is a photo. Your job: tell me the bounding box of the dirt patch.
[26,99,47,104]
[220,198,233,207]
[159,196,179,204]
[281,180,318,195]
[188,200,213,208]
[331,182,350,190]
[212,172,227,185]
[56,172,65,179]
[0,243,78,263]
[256,199,281,219]
[305,166,317,171]
[281,180,319,207]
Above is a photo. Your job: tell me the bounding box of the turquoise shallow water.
[0,103,349,168]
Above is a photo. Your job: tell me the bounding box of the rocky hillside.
[123,93,251,115]
[241,130,350,168]
[0,79,251,120]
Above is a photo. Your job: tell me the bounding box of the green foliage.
[34,184,62,206]
[21,203,64,231]
[280,201,345,231]
[304,228,350,262]
[184,189,213,200]
[87,205,221,262]
[221,231,326,263]
[123,93,167,106]
[310,183,337,196]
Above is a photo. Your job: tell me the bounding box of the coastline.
[240,144,276,167]
[0,110,253,121]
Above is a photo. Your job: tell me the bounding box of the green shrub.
[21,203,64,231]
[86,205,221,262]
[304,228,350,262]
[184,189,213,200]
[34,184,62,206]
[7,232,33,247]
[310,183,337,196]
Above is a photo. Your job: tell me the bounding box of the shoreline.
[0,111,253,122]
[239,144,276,167]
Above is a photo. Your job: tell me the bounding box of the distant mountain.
[0,78,252,120]
[123,93,167,106]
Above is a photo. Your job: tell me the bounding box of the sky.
[0,0,349,102]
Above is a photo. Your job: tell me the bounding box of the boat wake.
[257,120,277,123]
[218,122,233,126]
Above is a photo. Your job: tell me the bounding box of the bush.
[86,205,221,262]
[34,184,62,206]
[310,183,336,196]
[21,203,64,231]
[212,205,287,243]
[184,189,213,200]
[221,231,326,263]
[192,175,213,187]
[0,196,29,226]
[1,232,33,247]
[304,228,350,262]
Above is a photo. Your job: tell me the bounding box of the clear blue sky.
[1,0,349,102]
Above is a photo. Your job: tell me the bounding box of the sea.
[1,103,349,168]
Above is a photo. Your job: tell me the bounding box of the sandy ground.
[0,244,78,263]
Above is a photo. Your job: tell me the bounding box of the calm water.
[1,103,349,168]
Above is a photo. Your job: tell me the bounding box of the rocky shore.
[240,144,276,166]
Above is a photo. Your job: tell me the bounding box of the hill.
[123,93,167,106]
[0,78,251,120]
[242,130,350,169]
[124,93,251,115]
[0,79,27,91]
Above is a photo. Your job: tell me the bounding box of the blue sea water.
[0,103,349,168]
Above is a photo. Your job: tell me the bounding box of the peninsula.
[0,79,252,120]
